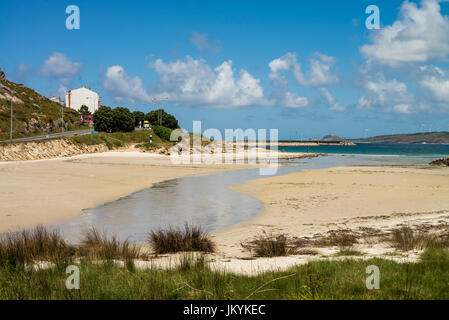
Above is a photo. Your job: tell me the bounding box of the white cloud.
[103,65,152,103]
[40,52,82,85]
[319,88,345,111]
[149,57,264,108]
[189,32,222,53]
[357,75,415,114]
[419,65,449,103]
[268,55,308,108]
[269,52,339,87]
[360,0,449,66]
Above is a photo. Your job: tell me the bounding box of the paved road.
[1,129,93,143]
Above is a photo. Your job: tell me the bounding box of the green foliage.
[93,106,135,133]
[78,105,90,115]
[112,107,135,132]
[145,109,179,129]
[93,106,114,132]
[132,111,145,127]
[70,130,163,149]
[153,126,173,141]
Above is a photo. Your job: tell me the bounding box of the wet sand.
[0,152,262,233]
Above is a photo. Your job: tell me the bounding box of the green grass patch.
[0,247,448,299]
[70,130,167,149]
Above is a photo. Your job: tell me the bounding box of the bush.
[243,233,298,257]
[153,126,173,141]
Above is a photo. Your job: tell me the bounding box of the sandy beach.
[213,165,449,258]
[0,151,264,233]
[1,151,449,274]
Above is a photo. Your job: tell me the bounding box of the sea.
[278,143,449,166]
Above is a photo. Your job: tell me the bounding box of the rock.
[429,157,449,166]
[0,68,5,81]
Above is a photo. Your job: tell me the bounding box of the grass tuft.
[148,224,215,255]
[78,228,140,261]
[243,233,299,257]
[0,226,75,269]
[391,227,449,251]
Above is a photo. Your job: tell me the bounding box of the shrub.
[148,224,215,254]
[153,126,173,141]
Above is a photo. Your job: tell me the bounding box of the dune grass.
[0,226,75,269]
[242,233,299,257]
[77,228,140,262]
[0,226,448,300]
[391,227,449,251]
[148,224,215,255]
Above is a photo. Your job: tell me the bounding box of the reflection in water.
[54,154,426,243]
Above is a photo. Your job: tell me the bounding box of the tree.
[145,109,179,129]
[132,111,145,127]
[79,105,90,115]
[112,107,135,132]
[93,106,114,132]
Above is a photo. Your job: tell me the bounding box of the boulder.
[429,157,449,166]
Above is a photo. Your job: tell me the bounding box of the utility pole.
[10,97,13,144]
[61,104,64,133]
[152,97,168,126]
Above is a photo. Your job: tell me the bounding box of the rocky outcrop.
[429,157,449,166]
[0,139,108,161]
[0,68,5,81]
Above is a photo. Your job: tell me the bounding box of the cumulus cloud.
[189,32,222,54]
[357,75,415,114]
[103,65,152,103]
[149,57,264,108]
[419,65,449,103]
[40,52,82,85]
[269,52,339,87]
[268,56,308,108]
[360,0,449,66]
[319,88,345,111]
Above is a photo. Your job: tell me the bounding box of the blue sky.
[1,0,449,139]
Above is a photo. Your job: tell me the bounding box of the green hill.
[0,67,87,141]
[354,132,449,144]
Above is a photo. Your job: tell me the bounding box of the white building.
[65,87,100,114]
[49,96,64,105]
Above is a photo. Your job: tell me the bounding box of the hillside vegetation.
[355,132,449,144]
[0,68,87,141]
